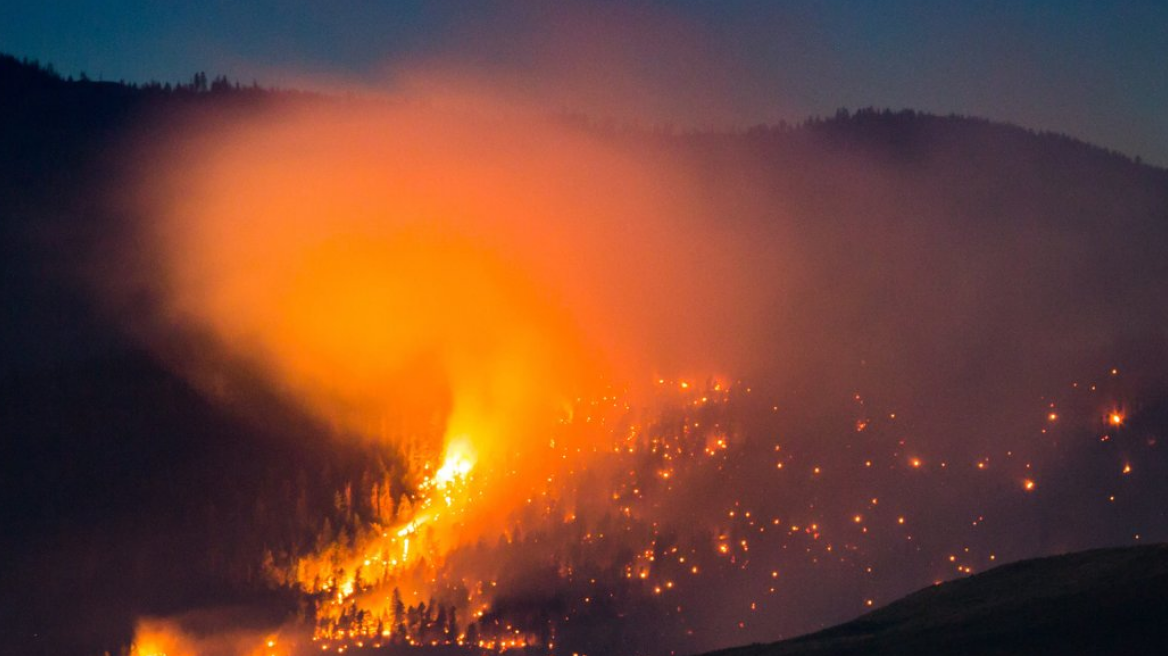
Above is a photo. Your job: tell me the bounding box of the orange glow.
[116,80,778,648]
[434,436,476,489]
[128,99,666,563]
[130,621,192,656]
[1023,479,1036,491]
[130,619,291,656]
[1108,411,1125,427]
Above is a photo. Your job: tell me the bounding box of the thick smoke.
[115,81,774,547]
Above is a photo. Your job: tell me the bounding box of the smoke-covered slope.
[4,53,1168,656]
[706,544,1168,656]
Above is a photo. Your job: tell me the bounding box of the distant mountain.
[4,53,1168,656]
[705,544,1168,656]
[3,50,1167,382]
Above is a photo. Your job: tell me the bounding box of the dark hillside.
[706,544,1168,656]
[3,54,1168,656]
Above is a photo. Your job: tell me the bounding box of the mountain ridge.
[5,52,1168,656]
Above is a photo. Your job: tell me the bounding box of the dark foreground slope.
[708,544,1168,656]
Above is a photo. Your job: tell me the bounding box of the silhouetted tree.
[392,587,406,639]
[447,605,458,640]
[464,621,479,647]
[435,605,447,643]
[421,599,433,640]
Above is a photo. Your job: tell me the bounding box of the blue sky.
[3,1,1165,164]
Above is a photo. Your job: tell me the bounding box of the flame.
[434,435,476,489]
[130,624,190,656]
[130,618,293,656]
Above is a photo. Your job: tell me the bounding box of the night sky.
[3,1,1167,165]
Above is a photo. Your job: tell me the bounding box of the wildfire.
[118,89,1153,651]
[121,360,1155,656]
[433,436,476,489]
